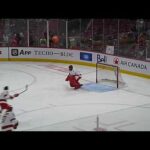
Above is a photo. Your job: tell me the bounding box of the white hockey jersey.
[69,70,81,77]
[0,90,9,100]
[0,89,18,131]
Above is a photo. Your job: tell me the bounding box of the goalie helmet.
[69,65,73,71]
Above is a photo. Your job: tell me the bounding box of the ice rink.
[0,61,150,131]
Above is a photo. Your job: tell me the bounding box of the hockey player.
[65,65,83,89]
[0,86,19,131]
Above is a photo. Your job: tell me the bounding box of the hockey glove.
[14,93,19,97]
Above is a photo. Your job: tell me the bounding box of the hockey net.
[96,63,125,88]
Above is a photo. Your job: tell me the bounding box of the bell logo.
[113,57,119,64]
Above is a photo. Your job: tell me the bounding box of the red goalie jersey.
[65,65,83,89]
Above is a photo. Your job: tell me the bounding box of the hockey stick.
[19,85,28,95]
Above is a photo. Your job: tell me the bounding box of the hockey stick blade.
[19,85,28,94]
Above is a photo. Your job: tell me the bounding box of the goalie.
[65,65,83,89]
[0,86,19,131]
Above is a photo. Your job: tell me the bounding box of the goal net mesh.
[96,63,125,88]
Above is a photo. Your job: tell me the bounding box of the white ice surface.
[0,61,150,131]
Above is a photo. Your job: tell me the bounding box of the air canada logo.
[113,57,119,64]
[11,49,18,56]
